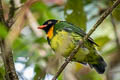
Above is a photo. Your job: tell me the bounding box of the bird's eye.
[48,21,52,24]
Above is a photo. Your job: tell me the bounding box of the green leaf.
[34,37,47,44]
[108,1,120,21]
[0,23,7,38]
[20,0,27,3]
[83,0,92,5]
[13,38,30,60]
[94,36,110,50]
[112,5,120,21]
[34,64,46,80]
[0,67,4,80]
[102,46,117,56]
[58,73,63,80]
[30,2,55,24]
[83,71,102,80]
[64,0,87,31]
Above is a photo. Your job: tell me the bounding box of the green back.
[54,21,97,45]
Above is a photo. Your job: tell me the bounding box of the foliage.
[64,0,87,31]
[0,0,120,80]
[0,23,7,38]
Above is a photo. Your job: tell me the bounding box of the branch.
[0,0,19,80]
[27,10,44,37]
[7,0,16,26]
[2,1,40,79]
[0,0,18,80]
[1,40,19,80]
[0,0,40,80]
[52,0,120,80]
[0,0,4,21]
[4,0,40,61]
[0,0,6,25]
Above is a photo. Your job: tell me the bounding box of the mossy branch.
[52,0,120,80]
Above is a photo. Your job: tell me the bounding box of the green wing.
[54,21,98,46]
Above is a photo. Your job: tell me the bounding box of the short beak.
[38,25,47,29]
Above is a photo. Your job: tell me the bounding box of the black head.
[38,19,58,33]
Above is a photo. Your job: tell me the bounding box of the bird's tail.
[88,55,107,74]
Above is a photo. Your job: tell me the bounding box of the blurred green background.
[0,0,120,80]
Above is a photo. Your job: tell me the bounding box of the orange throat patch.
[47,26,54,39]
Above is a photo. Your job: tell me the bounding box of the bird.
[38,19,107,74]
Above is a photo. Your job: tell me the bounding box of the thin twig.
[52,0,120,80]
